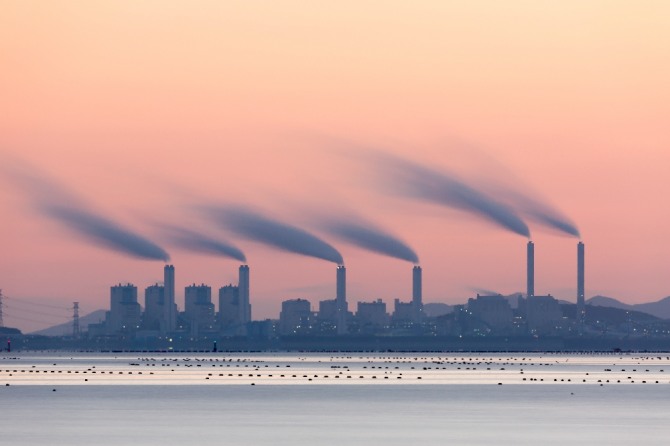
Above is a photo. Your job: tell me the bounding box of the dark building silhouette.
[393,298,413,322]
[524,295,563,334]
[357,299,389,332]
[106,283,141,334]
[467,294,513,333]
[143,284,164,330]
[184,284,215,336]
[279,299,312,335]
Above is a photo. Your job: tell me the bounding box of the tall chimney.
[238,265,251,325]
[527,241,535,298]
[577,241,585,323]
[336,265,347,335]
[412,265,423,323]
[163,264,176,333]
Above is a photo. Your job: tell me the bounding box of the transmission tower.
[72,302,80,338]
[0,289,4,328]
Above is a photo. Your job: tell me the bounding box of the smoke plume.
[4,159,170,261]
[205,206,343,264]
[160,225,246,262]
[501,191,580,238]
[470,287,502,296]
[46,205,170,261]
[372,152,530,237]
[320,218,419,264]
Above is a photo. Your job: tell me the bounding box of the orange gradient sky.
[2,1,669,331]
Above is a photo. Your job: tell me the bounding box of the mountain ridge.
[587,295,670,319]
[30,309,106,336]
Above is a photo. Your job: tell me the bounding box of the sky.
[2,1,669,332]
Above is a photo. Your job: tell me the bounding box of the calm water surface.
[2,352,669,445]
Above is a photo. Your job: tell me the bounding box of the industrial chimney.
[527,241,535,298]
[336,265,347,335]
[238,264,251,325]
[412,265,423,323]
[163,264,176,333]
[577,242,585,324]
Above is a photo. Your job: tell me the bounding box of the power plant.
[88,238,588,340]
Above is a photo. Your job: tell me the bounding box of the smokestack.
[577,242,585,323]
[336,265,347,334]
[412,265,423,323]
[163,264,176,332]
[238,265,251,326]
[527,241,535,298]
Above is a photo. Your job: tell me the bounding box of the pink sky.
[2,1,669,332]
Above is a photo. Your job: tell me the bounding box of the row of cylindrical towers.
[160,264,250,334]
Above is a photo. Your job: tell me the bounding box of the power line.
[3,304,71,321]
[3,312,70,326]
[2,294,70,311]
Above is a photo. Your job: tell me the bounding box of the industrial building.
[106,284,141,334]
[279,298,312,335]
[90,240,588,341]
[184,284,215,336]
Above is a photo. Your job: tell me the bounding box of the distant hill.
[562,302,662,324]
[30,309,106,337]
[587,296,634,311]
[635,297,670,320]
[587,295,670,319]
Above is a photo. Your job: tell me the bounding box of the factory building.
[218,265,252,336]
[392,299,413,322]
[318,299,338,323]
[218,284,240,332]
[142,284,164,331]
[184,284,215,335]
[467,294,513,333]
[106,283,141,334]
[356,299,389,332]
[279,299,312,335]
[523,295,563,334]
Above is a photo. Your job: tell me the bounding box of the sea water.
[1,352,669,445]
